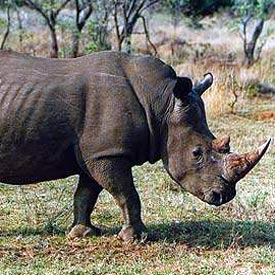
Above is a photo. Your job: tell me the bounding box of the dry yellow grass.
[132,12,275,117]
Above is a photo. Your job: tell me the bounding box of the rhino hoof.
[118,224,147,242]
[67,224,102,240]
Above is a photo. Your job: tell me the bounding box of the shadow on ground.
[146,220,275,249]
[1,220,274,249]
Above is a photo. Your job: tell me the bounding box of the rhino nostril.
[211,189,223,205]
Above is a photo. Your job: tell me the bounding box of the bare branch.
[120,0,146,43]
[136,0,147,14]
[113,0,158,52]
[24,0,70,27]
[71,0,93,57]
[127,0,138,19]
[139,15,157,56]
[24,0,52,27]
[239,10,265,67]
[140,0,159,14]
[75,0,81,28]
[54,0,71,18]
[255,34,267,63]
[240,12,251,51]
[76,0,93,31]
[245,18,264,66]
[23,0,69,58]
[122,1,128,35]
[251,18,264,46]
[114,0,122,50]
[15,5,23,51]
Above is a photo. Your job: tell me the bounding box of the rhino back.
[0,51,87,183]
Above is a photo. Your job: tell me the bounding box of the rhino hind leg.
[67,173,103,240]
[86,157,147,242]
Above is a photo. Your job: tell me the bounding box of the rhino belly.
[0,140,80,184]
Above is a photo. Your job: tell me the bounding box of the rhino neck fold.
[133,79,176,164]
[123,54,178,164]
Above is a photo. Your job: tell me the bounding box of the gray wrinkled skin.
[0,50,257,241]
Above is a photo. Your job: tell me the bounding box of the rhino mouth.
[176,175,235,206]
[203,176,236,206]
[204,188,236,206]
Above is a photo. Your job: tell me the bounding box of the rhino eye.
[192,147,203,159]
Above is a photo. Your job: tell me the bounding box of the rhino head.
[162,73,270,206]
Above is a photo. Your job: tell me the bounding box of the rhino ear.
[173,77,193,101]
[194,73,213,96]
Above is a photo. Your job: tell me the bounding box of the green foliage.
[27,0,66,12]
[0,17,6,28]
[162,0,234,17]
[84,40,98,54]
[84,19,111,54]
[234,0,275,18]
[0,0,26,8]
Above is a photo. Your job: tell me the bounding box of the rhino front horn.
[223,138,271,184]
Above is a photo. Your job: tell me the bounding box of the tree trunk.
[1,5,11,50]
[244,42,255,67]
[124,34,132,53]
[244,19,264,67]
[16,6,23,51]
[71,30,80,58]
[49,26,59,58]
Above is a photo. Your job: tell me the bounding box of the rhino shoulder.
[83,51,177,81]
[127,54,177,81]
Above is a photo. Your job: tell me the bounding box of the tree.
[113,0,159,53]
[0,0,25,51]
[0,1,11,50]
[236,0,275,67]
[70,0,93,57]
[84,0,113,52]
[23,0,70,58]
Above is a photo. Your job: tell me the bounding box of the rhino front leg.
[67,173,103,240]
[87,157,146,242]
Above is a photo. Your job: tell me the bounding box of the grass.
[0,102,274,274]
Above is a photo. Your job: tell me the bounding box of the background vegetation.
[0,0,274,274]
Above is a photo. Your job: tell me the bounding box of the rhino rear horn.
[223,138,271,184]
[194,73,213,96]
[212,135,230,153]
